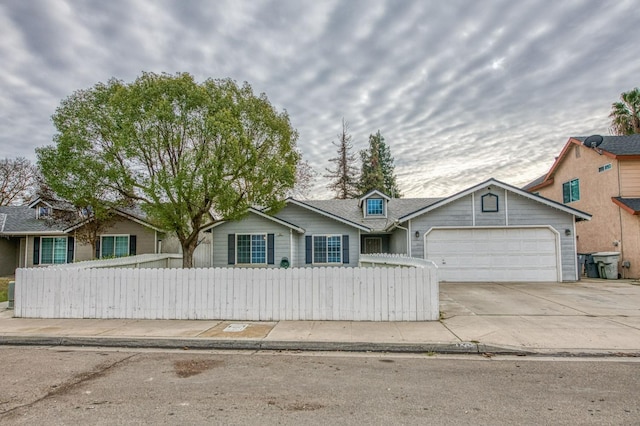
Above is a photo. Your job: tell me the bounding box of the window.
[562,179,580,203]
[598,163,612,173]
[481,193,499,212]
[366,198,384,216]
[37,206,51,219]
[40,237,67,264]
[101,235,130,258]
[313,235,342,264]
[236,234,266,264]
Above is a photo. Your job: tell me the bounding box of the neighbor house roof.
[527,135,640,192]
[612,197,640,215]
[0,205,67,235]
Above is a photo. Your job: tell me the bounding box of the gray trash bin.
[584,254,599,278]
[592,252,620,280]
[8,281,15,309]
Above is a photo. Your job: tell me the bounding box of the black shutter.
[267,234,275,264]
[342,235,349,264]
[67,237,74,263]
[95,239,101,259]
[129,235,137,255]
[305,235,312,264]
[228,234,235,264]
[33,237,40,265]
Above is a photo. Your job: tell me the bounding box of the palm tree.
[609,87,640,135]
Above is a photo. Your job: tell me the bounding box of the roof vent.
[583,135,603,148]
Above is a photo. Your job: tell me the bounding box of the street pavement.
[1,279,639,356]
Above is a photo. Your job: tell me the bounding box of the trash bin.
[584,254,599,278]
[592,252,620,280]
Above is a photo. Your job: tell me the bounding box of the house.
[524,134,640,279]
[0,199,167,275]
[206,178,590,282]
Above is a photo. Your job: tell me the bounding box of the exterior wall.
[409,188,579,281]
[620,160,640,196]
[74,218,157,261]
[0,237,18,276]
[389,228,409,254]
[211,212,295,268]
[536,143,639,277]
[620,211,640,279]
[274,204,360,267]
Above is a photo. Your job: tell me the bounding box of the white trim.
[38,235,69,265]
[363,198,387,218]
[504,189,509,226]
[358,189,391,206]
[286,199,371,232]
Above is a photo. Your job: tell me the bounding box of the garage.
[425,226,560,282]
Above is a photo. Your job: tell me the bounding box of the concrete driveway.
[439,279,640,353]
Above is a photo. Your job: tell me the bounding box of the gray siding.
[211,212,294,268]
[275,204,360,267]
[389,228,408,254]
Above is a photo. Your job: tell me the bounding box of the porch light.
[415,231,420,238]
[564,229,571,236]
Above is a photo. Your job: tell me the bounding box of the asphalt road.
[1,347,639,425]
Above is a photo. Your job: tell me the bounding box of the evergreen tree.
[358,131,401,197]
[325,118,359,199]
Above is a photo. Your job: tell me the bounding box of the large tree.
[358,130,401,197]
[37,72,300,267]
[324,118,359,199]
[0,157,37,206]
[610,87,640,135]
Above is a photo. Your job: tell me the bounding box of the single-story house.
[206,178,591,282]
[0,198,167,275]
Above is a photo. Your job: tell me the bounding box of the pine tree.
[358,131,401,197]
[324,118,359,199]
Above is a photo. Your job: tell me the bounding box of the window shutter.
[267,234,275,264]
[33,237,40,265]
[342,235,349,264]
[228,234,235,265]
[67,237,74,263]
[305,236,312,264]
[129,235,137,255]
[95,239,101,259]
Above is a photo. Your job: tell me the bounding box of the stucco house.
[525,135,640,279]
[206,178,590,282]
[0,198,167,275]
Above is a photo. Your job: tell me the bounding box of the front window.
[562,179,580,204]
[101,235,130,258]
[40,237,67,264]
[313,235,342,264]
[237,234,266,264]
[366,198,384,216]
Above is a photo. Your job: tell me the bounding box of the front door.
[363,237,383,254]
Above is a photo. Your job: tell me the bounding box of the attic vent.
[583,135,603,148]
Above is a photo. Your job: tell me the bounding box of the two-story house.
[525,135,640,279]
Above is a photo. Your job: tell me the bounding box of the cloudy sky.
[1,0,638,198]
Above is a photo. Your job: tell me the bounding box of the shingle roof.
[522,174,547,191]
[573,135,640,156]
[0,205,66,235]
[297,197,443,232]
[613,197,640,214]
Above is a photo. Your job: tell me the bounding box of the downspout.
[394,221,411,257]
[290,229,293,266]
[616,161,625,273]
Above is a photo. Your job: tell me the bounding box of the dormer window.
[37,206,51,219]
[366,199,384,216]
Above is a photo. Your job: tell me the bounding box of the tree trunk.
[181,237,199,268]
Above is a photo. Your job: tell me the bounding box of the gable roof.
[287,197,443,233]
[399,178,591,222]
[358,189,391,207]
[527,135,640,192]
[205,207,306,233]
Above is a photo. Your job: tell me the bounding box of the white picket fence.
[14,266,439,321]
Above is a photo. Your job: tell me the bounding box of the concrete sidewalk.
[1,279,639,356]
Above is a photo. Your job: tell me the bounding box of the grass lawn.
[0,277,12,303]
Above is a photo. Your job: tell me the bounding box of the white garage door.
[425,227,559,282]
